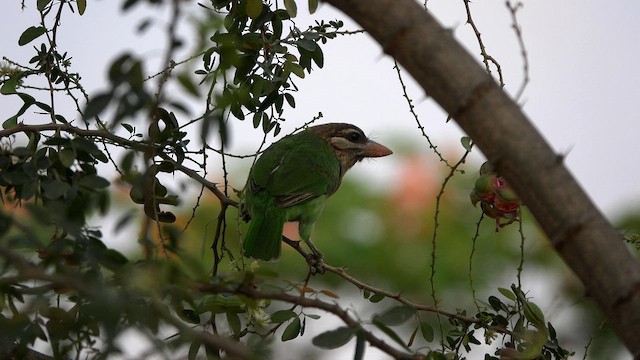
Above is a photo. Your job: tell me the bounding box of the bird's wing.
[250,131,340,208]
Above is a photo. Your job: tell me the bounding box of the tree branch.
[198,283,420,360]
[322,0,640,356]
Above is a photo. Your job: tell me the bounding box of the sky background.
[2,0,639,221]
[1,1,639,359]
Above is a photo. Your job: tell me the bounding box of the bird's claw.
[306,252,325,275]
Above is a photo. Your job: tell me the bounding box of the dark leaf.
[354,331,365,360]
[77,0,87,15]
[79,175,110,189]
[226,312,241,337]
[312,327,356,349]
[246,0,263,19]
[283,0,297,17]
[369,292,385,303]
[83,93,112,120]
[281,317,301,341]
[188,341,200,360]
[181,309,200,324]
[271,310,297,323]
[372,322,408,349]
[420,321,434,342]
[308,0,319,14]
[19,26,46,46]
[37,0,52,11]
[372,306,415,326]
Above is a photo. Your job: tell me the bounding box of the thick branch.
[323,0,640,356]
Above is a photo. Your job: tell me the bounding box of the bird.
[241,123,393,261]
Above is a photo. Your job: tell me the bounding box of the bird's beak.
[362,140,393,158]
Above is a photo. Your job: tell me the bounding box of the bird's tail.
[242,208,285,261]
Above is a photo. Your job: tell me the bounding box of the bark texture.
[323,0,640,355]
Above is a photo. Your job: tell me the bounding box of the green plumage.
[242,129,341,260]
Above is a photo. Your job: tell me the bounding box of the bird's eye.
[346,131,362,142]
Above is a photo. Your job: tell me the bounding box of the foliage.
[0,0,610,359]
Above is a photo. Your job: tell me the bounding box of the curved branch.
[198,283,420,360]
[322,0,640,356]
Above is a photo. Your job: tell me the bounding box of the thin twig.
[506,1,529,101]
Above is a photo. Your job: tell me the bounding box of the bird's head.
[309,123,393,173]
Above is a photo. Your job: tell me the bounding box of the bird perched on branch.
[241,123,392,262]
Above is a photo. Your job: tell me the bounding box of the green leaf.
[0,76,18,95]
[312,327,356,349]
[79,175,110,189]
[498,287,516,301]
[284,0,297,17]
[308,0,319,14]
[311,46,324,68]
[369,292,385,303]
[188,341,200,360]
[178,72,200,97]
[37,0,52,11]
[296,38,317,52]
[285,61,305,79]
[372,306,415,326]
[461,136,473,151]
[226,312,241,337]
[270,309,296,323]
[420,321,434,342]
[77,0,87,15]
[373,322,409,349]
[354,331,365,360]
[18,26,46,46]
[83,93,112,120]
[58,148,76,168]
[281,317,301,341]
[181,309,200,324]
[41,180,71,199]
[246,0,263,19]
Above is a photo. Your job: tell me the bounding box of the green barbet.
[241,123,392,261]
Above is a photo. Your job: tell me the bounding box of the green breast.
[247,129,341,209]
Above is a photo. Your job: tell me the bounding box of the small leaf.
[372,306,415,326]
[373,322,408,349]
[188,341,200,360]
[37,0,52,11]
[83,93,112,120]
[312,327,356,349]
[226,312,241,337]
[79,175,110,189]
[354,332,365,360]
[77,0,87,15]
[246,0,263,19]
[0,76,18,95]
[488,296,504,312]
[407,325,419,347]
[320,289,339,299]
[41,180,71,199]
[181,309,200,324]
[308,0,319,14]
[420,321,434,342]
[270,310,296,323]
[281,317,301,341]
[296,38,317,52]
[19,26,46,46]
[369,292,385,303]
[284,0,297,17]
[498,287,516,301]
[58,148,76,168]
[461,136,473,151]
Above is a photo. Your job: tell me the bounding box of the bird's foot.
[306,252,325,275]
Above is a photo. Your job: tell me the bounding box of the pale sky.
[3,1,638,220]
[2,1,639,359]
